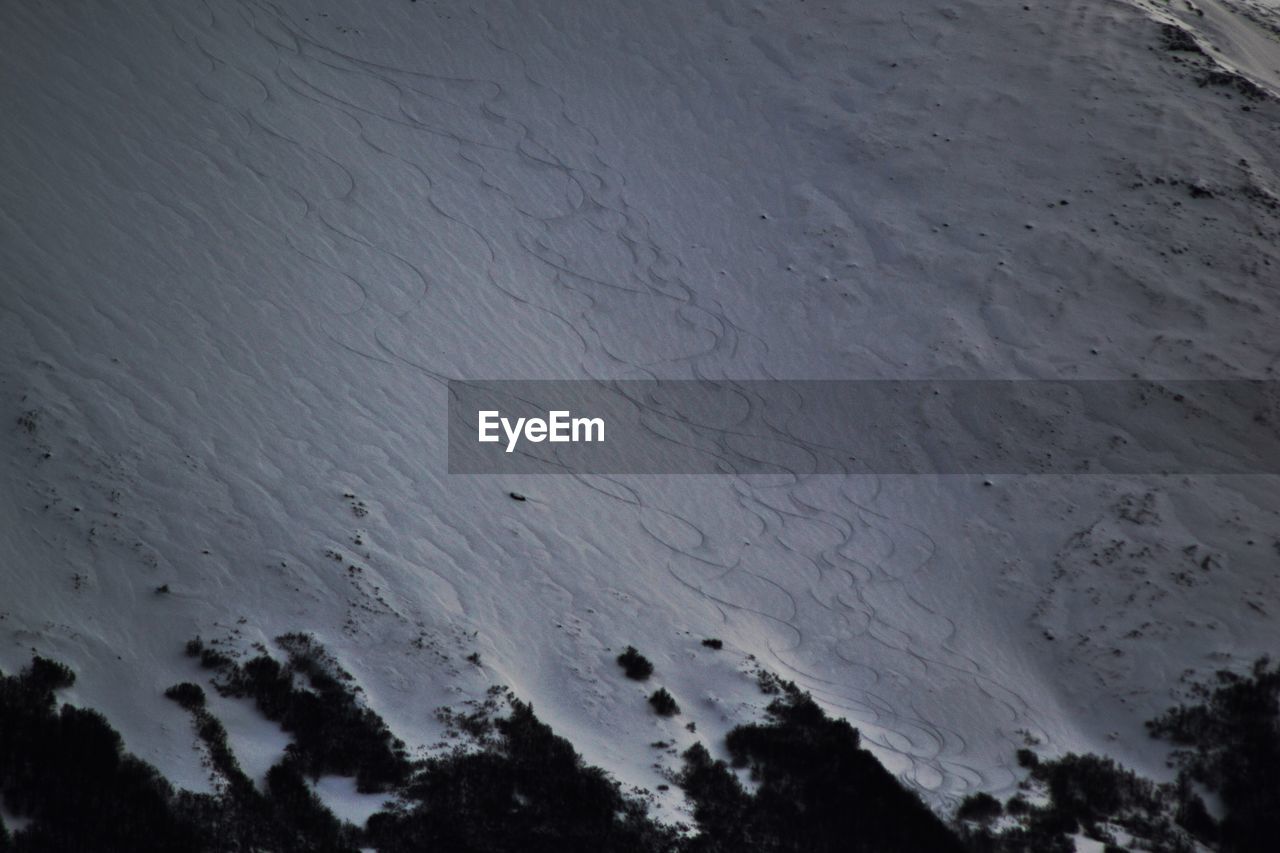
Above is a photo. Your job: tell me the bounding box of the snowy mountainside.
[2,0,1280,825]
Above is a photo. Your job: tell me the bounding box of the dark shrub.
[967,751,1188,851]
[166,672,362,852]
[678,743,753,850]
[0,659,208,852]
[22,657,75,693]
[1031,753,1159,828]
[1161,24,1204,54]
[617,646,654,680]
[1173,785,1216,843]
[212,637,410,793]
[1005,794,1031,815]
[701,639,723,650]
[957,792,1003,823]
[264,761,351,848]
[1147,656,1280,851]
[367,699,678,853]
[679,690,964,852]
[199,648,233,670]
[3,643,978,853]
[648,689,680,717]
[163,682,206,711]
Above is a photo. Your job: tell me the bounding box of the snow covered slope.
[3,0,1280,821]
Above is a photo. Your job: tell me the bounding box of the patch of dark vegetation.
[1004,794,1031,816]
[164,675,361,852]
[956,792,1002,824]
[264,762,357,850]
[1161,24,1204,55]
[1198,69,1267,101]
[964,657,1280,851]
[21,657,74,693]
[3,642,977,853]
[1034,754,1174,846]
[204,633,410,793]
[200,647,233,669]
[960,751,1191,852]
[168,686,244,788]
[368,698,680,853]
[164,682,206,711]
[1156,21,1270,104]
[15,411,38,434]
[0,658,209,852]
[1037,753,1159,828]
[678,684,964,852]
[1241,183,1280,212]
[617,645,654,680]
[186,637,234,670]
[648,688,680,717]
[700,638,723,650]
[1147,656,1280,852]
[754,669,793,695]
[436,686,506,742]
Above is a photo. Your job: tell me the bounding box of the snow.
[203,684,295,789]
[1152,0,1280,95]
[2,0,1279,827]
[310,775,393,827]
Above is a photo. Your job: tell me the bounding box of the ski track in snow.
[3,0,1280,818]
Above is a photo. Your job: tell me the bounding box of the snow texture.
[2,0,1280,825]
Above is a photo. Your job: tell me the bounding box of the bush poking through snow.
[1147,656,1280,852]
[21,657,74,694]
[617,646,654,680]
[963,747,1198,850]
[1161,24,1204,55]
[367,698,679,853]
[210,635,411,793]
[679,687,965,852]
[957,792,1003,824]
[648,688,680,717]
[185,637,234,670]
[967,658,1280,851]
[163,682,206,711]
[1,643,981,853]
[165,672,361,850]
[0,658,208,852]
